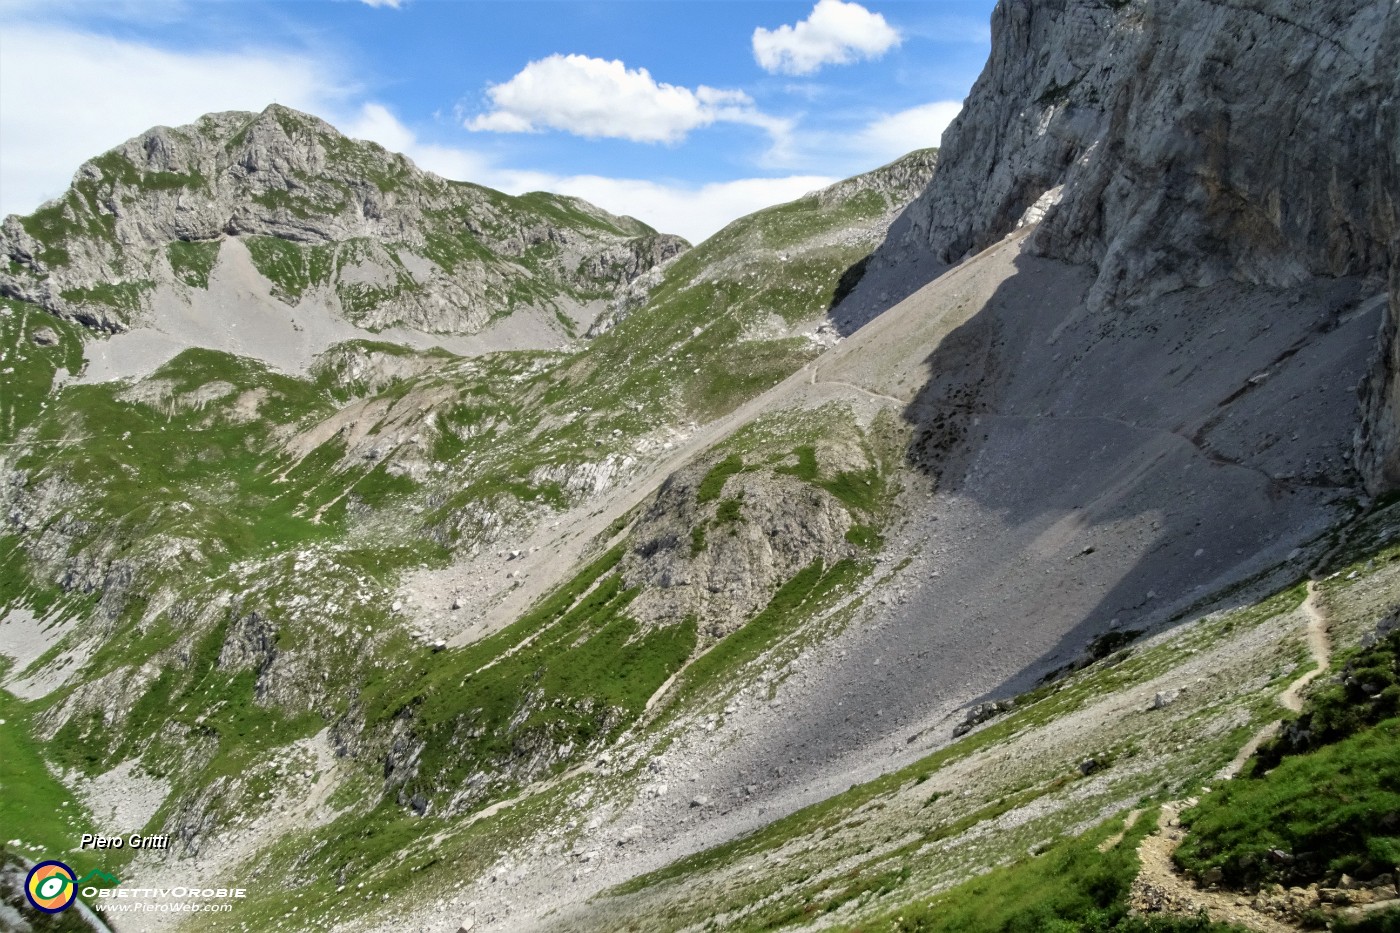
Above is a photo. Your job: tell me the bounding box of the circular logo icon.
[25,860,77,913]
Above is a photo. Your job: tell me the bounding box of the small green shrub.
[846,524,884,549]
[716,495,744,525]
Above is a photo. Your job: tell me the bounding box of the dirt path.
[808,364,907,406]
[1098,808,1144,852]
[1132,802,1299,933]
[1131,584,1332,931]
[1282,584,1329,714]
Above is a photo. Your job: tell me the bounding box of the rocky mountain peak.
[0,104,687,336]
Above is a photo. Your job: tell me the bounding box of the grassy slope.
[565,158,918,424]
[1175,624,1400,890]
[0,151,936,930]
[0,300,86,443]
[585,568,1337,932]
[862,817,1243,933]
[0,660,109,874]
[1177,718,1400,888]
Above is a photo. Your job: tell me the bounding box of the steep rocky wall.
[867,0,1399,488]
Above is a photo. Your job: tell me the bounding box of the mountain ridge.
[0,103,686,337]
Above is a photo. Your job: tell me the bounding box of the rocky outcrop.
[812,148,939,213]
[861,0,1399,488]
[311,342,448,400]
[218,610,278,694]
[0,104,688,335]
[621,460,856,636]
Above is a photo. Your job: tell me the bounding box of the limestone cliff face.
[0,105,687,334]
[867,0,1399,488]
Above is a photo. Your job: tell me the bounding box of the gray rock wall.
[867,0,1400,489]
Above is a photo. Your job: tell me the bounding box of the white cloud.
[0,23,353,217]
[753,0,901,76]
[856,101,961,162]
[465,54,788,146]
[360,0,403,7]
[343,103,496,182]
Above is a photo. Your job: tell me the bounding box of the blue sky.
[0,0,995,242]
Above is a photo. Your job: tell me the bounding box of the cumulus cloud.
[856,100,961,162]
[465,54,787,145]
[753,0,901,76]
[0,23,353,217]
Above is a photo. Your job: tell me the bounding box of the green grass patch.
[698,454,745,503]
[865,813,1245,932]
[0,300,86,443]
[1177,717,1400,889]
[166,239,221,288]
[716,495,744,525]
[88,151,206,193]
[0,661,123,880]
[59,281,151,313]
[683,337,812,421]
[515,192,654,238]
[846,524,884,549]
[244,235,335,301]
[350,460,420,508]
[776,442,891,517]
[7,346,362,581]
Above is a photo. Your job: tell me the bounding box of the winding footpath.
[1129,582,1331,933]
